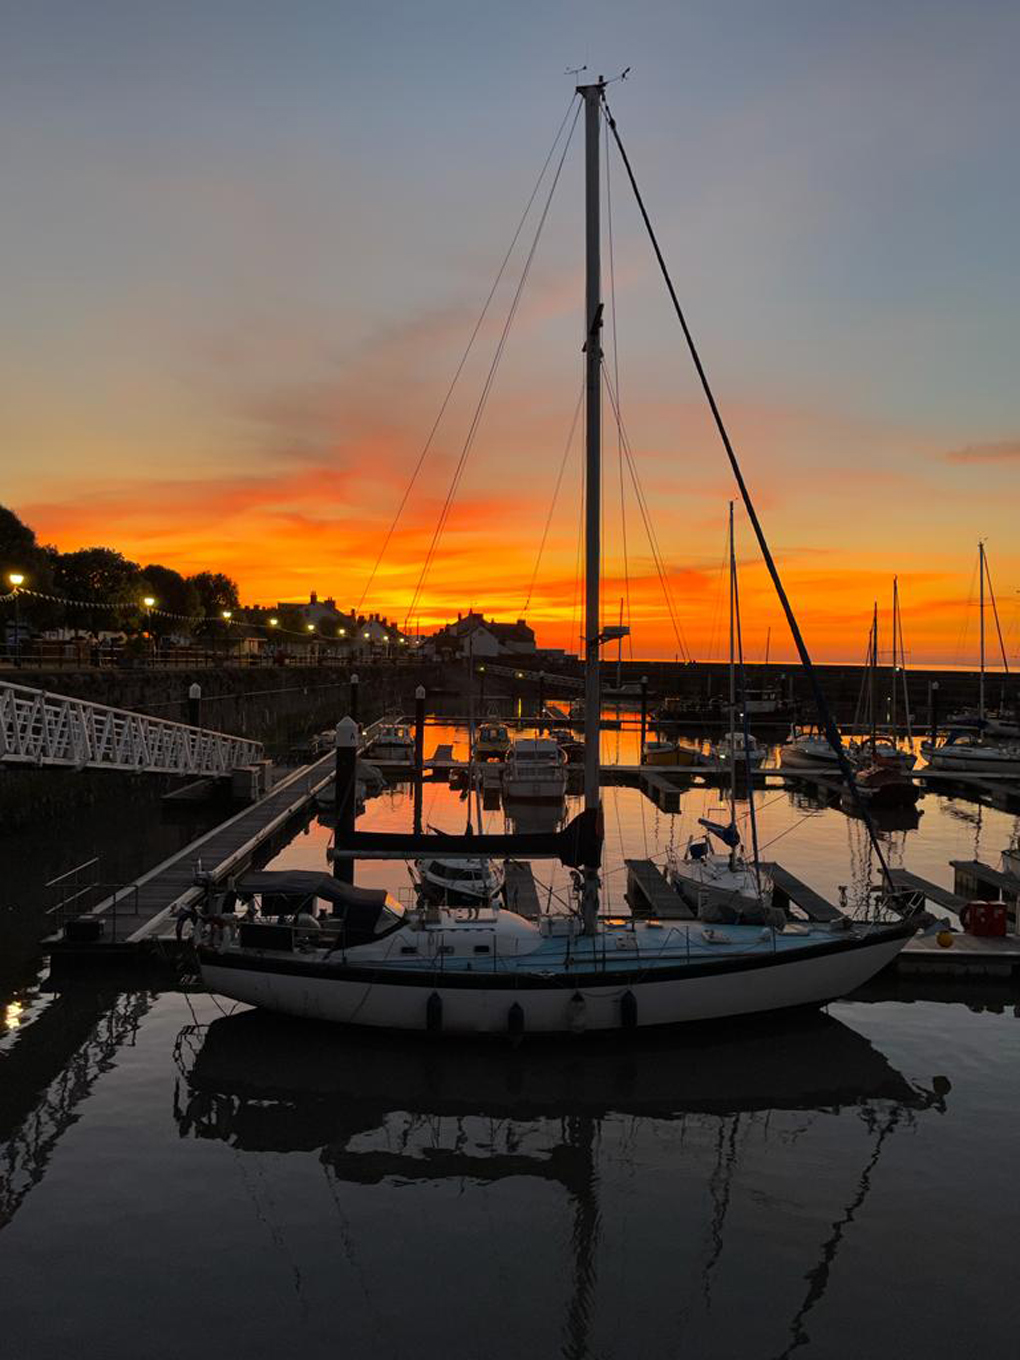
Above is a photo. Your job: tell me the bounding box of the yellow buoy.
[936,930,955,949]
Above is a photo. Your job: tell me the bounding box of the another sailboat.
[672,506,772,920]
[922,543,1020,773]
[197,80,920,1034]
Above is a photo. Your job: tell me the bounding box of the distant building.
[423,611,536,660]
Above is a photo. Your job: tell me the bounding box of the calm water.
[2,723,1019,1358]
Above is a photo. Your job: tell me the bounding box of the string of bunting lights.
[0,586,367,641]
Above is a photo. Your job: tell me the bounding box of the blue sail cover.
[697,817,741,848]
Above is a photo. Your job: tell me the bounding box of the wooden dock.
[898,931,1020,977]
[503,861,542,919]
[638,770,683,811]
[46,753,338,957]
[625,859,693,918]
[762,863,844,922]
[886,868,967,916]
[951,859,1020,930]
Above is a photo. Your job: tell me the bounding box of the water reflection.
[174,1009,948,1360]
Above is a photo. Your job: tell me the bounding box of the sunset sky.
[3,1,1019,665]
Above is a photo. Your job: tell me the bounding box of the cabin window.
[438,945,454,955]
[400,945,418,955]
[473,944,491,955]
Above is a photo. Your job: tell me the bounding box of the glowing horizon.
[4,2,1019,668]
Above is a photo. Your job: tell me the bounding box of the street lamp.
[142,596,156,663]
[7,571,25,669]
[268,617,278,627]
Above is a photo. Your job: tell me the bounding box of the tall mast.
[890,577,898,742]
[728,501,738,867]
[870,601,878,755]
[616,597,623,689]
[979,540,985,724]
[579,78,604,936]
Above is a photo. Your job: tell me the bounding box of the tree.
[53,547,145,633]
[187,572,240,620]
[0,505,60,631]
[140,564,200,638]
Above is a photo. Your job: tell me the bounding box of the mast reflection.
[174,1011,948,1359]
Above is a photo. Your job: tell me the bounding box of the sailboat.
[922,542,1020,773]
[672,505,771,920]
[196,78,920,1034]
[710,505,765,773]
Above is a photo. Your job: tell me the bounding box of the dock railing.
[45,859,142,939]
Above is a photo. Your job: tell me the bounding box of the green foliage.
[53,547,146,632]
[140,564,200,637]
[187,572,240,620]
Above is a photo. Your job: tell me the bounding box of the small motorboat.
[920,730,1020,774]
[779,728,843,769]
[474,722,511,761]
[846,762,920,807]
[366,723,415,765]
[642,740,704,767]
[712,732,766,770]
[502,737,568,801]
[413,854,505,908]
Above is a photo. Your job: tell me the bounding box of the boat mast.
[870,600,878,756]
[890,577,898,742]
[579,78,604,936]
[728,501,738,868]
[979,540,985,725]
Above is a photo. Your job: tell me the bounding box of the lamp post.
[221,609,232,666]
[142,595,156,664]
[7,572,25,668]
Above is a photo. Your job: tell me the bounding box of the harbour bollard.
[640,675,649,752]
[333,715,359,885]
[188,682,202,727]
[349,672,360,723]
[413,685,426,835]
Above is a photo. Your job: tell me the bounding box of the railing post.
[188,682,202,727]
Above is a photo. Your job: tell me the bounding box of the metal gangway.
[0,679,263,777]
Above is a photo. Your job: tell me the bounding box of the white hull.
[200,927,911,1035]
[503,774,568,801]
[670,872,765,917]
[922,746,1020,774]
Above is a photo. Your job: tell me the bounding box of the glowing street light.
[142,595,156,609]
[268,617,279,627]
[7,572,25,668]
[306,622,316,632]
[221,610,232,621]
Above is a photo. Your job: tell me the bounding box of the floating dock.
[46,752,338,961]
[624,859,692,918]
[503,861,542,919]
[760,864,844,922]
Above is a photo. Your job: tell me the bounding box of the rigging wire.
[601,364,692,662]
[355,93,579,617]
[404,99,582,632]
[604,122,634,660]
[601,94,893,888]
[982,545,1011,676]
[523,381,584,614]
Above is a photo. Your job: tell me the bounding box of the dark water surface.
[2,725,1019,1358]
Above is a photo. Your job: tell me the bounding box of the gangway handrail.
[1,678,263,777]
